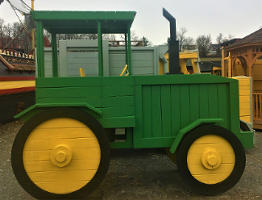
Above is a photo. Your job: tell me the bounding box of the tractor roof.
[31,10,136,34]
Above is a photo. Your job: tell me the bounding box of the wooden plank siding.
[232,77,252,124]
[36,77,135,128]
[133,75,234,148]
[35,74,239,149]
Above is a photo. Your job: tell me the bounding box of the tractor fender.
[169,118,223,153]
[14,103,102,122]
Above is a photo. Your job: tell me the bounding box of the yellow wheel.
[177,125,246,195]
[12,109,110,199]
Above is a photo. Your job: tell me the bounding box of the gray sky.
[0,0,261,45]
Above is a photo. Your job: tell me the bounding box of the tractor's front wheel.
[11,109,110,199]
[176,125,246,195]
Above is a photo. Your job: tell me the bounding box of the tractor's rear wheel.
[11,109,110,199]
[176,125,246,195]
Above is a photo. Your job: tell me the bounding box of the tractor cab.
[32,10,136,78]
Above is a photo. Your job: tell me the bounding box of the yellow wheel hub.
[50,145,72,168]
[201,148,221,169]
[187,135,235,184]
[23,118,101,194]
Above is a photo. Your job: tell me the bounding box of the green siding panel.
[133,78,235,148]
[160,85,171,137]
[142,86,152,138]
[151,86,162,138]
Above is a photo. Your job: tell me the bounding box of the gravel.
[0,121,262,200]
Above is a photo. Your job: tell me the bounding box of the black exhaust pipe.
[163,8,181,74]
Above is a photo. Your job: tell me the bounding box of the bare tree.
[177,27,195,51]
[183,36,195,50]
[216,33,234,56]
[177,27,187,51]
[196,34,212,57]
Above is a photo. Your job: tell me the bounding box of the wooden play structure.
[0,50,35,123]
[159,51,200,74]
[11,9,253,199]
[222,28,262,129]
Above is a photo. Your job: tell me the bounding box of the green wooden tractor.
[11,8,253,199]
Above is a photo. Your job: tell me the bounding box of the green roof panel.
[31,10,136,34]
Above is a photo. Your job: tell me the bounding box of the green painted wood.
[100,116,135,128]
[142,86,152,138]
[189,84,199,122]
[199,84,209,118]
[125,33,128,65]
[229,79,240,133]
[51,33,58,77]
[180,85,190,127]
[217,84,229,129]
[171,85,181,137]
[31,11,136,34]
[133,85,143,147]
[35,21,44,78]
[18,73,252,149]
[134,74,233,85]
[97,22,103,77]
[169,118,224,153]
[151,86,162,138]
[160,85,171,137]
[103,96,134,107]
[208,85,218,118]
[127,26,132,75]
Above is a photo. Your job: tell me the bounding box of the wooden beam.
[35,21,44,78]
[97,21,103,77]
[51,33,58,77]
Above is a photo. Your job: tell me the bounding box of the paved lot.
[0,121,262,200]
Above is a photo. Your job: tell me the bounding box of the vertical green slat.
[208,85,218,118]
[171,85,180,135]
[142,86,152,138]
[229,81,239,132]
[151,86,162,137]
[218,84,229,128]
[199,84,209,118]
[35,21,44,78]
[97,21,103,76]
[189,84,199,122]
[127,26,132,75]
[180,85,190,127]
[161,85,171,137]
[133,85,143,147]
[51,33,58,77]
[125,33,128,65]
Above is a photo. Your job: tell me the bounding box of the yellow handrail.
[80,68,86,77]
[120,64,129,76]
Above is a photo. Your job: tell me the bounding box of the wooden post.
[127,26,132,75]
[97,21,103,77]
[31,0,35,56]
[221,46,225,77]
[51,33,58,77]
[35,21,44,78]
[125,33,128,65]
[228,52,232,77]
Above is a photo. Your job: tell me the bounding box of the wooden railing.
[253,92,262,122]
